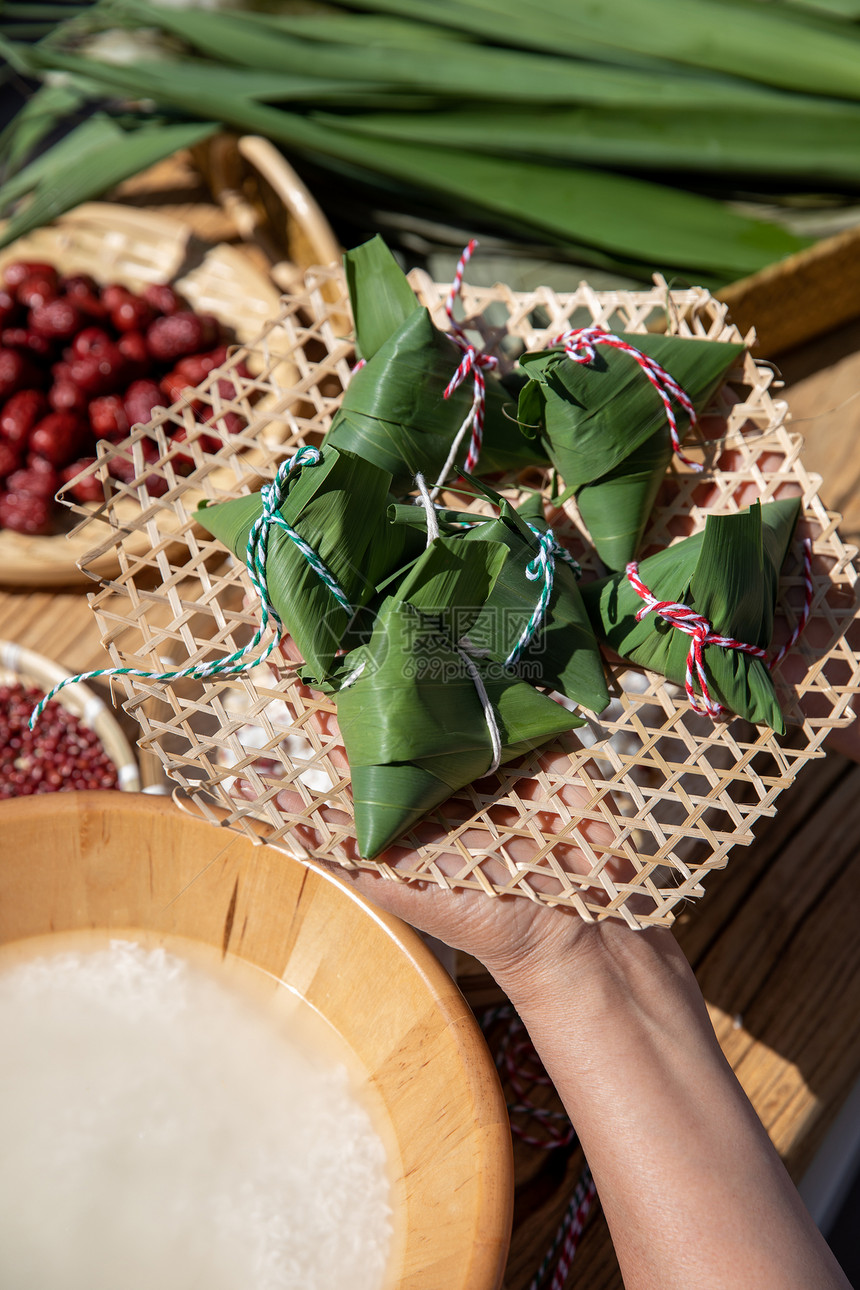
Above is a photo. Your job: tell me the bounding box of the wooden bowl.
[0,640,140,792]
[0,792,513,1290]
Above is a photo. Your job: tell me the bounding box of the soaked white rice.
[0,939,392,1290]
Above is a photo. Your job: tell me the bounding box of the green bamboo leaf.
[194,447,424,683]
[17,41,410,108]
[580,498,802,733]
[324,291,544,491]
[238,11,474,46]
[334,537,582,856]
[518,332,746,569]
[317,0,689,71]
[390,486,609,711]
[344,234,420,361]
[459,494,609,712]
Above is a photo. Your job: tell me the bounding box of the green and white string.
[29,446,350,730]
[505,526,581,669]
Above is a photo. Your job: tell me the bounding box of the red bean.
[0,682,120,795]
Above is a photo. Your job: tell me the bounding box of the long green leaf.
[0,118,217,247]
[15,43,426,108]
[94,0,810,108]
[328,0,860,99]
[326,100,860,185]
[0,112,122,210]
[0,80,87,178]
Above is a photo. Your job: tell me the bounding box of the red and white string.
[625,537,813,719]
[551,325,701,471]
[435,238,499,491]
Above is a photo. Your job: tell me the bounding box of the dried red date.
[142,282,184,316]
[88,394,130,442]
[116,330,149,376]
[29,298,83,342]
[0,441,22,480]
[3,262,58,290]
[9,458,59,499]
[1,328,53,361]
[146,312,218,362]
[174,345,230,384]
[70,326,113,358]
[49,379,89,416]
[111,295,154,334]
[67,346,127,396]
[1,389,48,448]
[160,370,195,406]
[0,259,237,538]
[60,458,103,504]
[60,273,99,298]
[0,290,20,329]
[0,348,38,400]
[29,412,85,467]
[0,491,52,534]
[123,378,165,427]
[16,275,59,310]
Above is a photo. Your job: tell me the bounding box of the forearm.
[490,921,849,1290]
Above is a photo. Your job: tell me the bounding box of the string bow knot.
[29,446,350,728]
[552,324,701,471]
[625,560,766,719]
[439,239,499,481]
[506,526,581,669]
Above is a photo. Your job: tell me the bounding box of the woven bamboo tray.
[0,198,289,587]
[0,639,140,791]
[61,266,860,928]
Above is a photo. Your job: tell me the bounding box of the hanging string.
[551,325,701,471]
[506,525,582,669]
[413,471,440,547]
[433,239,499,493]
[770,538,814,666]
[625,537,814,719]
[29,446,350,729]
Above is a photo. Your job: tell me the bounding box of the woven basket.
[0,199,290,586]
[62,266,860,928]
[0,640,140,791]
